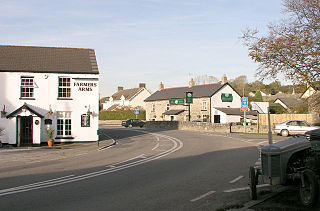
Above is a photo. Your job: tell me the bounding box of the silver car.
[273,120,319,136]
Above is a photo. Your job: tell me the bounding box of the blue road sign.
[241,97,248,108]
[134,109,140,115]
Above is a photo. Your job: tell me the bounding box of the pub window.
[152,103,155,112]
[20,77,34,98]
[166,103,170,111]
[57,111,72,136]
[202,101,207,110]
[58,77,71,98]
[81,114,90,127]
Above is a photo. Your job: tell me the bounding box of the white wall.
[211,85,241,108]
[0,72,99,144]
[129,88,151,109]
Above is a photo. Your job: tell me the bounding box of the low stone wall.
[145,121,271,134]
[99,120,122,126]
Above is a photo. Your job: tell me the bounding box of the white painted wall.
[210,85,241,108]
[0,72,99,145]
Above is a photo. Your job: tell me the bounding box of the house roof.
[145,83,227,102]
[274,97,305,107]
[214,107,258,116]
[6,103,44,118]
[112,88,143,101]
[0,45,99,74]
[163,109,185,115]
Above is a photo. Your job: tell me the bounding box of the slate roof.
[162,109,185,115]
[214,107,258,116]
[274,97,305,107]
[112,88,143,101]
[145,83,226,102]
[0,45,99,74]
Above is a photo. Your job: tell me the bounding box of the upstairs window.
[20,77,34,98]
[202,101,207,110]
[152,103,155,112]
[58,77,71,98]
[166,103,170,111]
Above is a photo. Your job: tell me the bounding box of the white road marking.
[229,175,244,184]
[105,154,145,167]
[223,184,270,193]
[190,191,216,202]
[152,143,160,151]
[257,141,268,145]
[0,131,183,197]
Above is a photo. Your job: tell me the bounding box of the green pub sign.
[221,93,233,102]
[186,92,193,103]
[169,99,184,104]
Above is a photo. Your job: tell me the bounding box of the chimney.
[221,74,227,84]
[158,82,164,91]
[118,86,124,91]
[189,78,195,87]
[139,83,146,88]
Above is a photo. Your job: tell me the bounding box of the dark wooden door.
[214,115,220,123]
[20,116,33,145]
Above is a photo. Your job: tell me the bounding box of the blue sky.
[0,0,284,96]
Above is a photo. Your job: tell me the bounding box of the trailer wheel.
[299,169,319,207]
[249,166,257,200]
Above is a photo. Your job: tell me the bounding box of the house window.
[58,77,71,98]
[152,103,155,112]
[202,101,207,110]
[166,103,170,111]
[20,77,34,98]
[81,114,90,127]
[57,111,72,136]
[203,114,208,122]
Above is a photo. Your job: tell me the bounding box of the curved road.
[0,126,273,210]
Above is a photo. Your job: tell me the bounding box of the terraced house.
[144,76,253,123]
[0,45,99,146]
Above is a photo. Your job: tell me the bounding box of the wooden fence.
[258,113,320,125]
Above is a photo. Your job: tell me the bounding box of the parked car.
[121,119,144,128]
[273,120,319,137]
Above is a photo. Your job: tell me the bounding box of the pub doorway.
[20,115,33,145]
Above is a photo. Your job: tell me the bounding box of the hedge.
[99,110,146,120]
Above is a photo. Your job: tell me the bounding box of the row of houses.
[0,45,317,146]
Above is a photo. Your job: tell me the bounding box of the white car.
[273,120,319,137]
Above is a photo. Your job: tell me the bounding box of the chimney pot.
[189,78,195,87]
[118,86,124,91]
[139,83,146,88]
[221,74,227,84]
[158,82,164,91]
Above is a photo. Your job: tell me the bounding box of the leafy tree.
[229,75,248,96]
[254,91,263,102]
[241,0,320,89]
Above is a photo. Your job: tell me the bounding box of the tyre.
[128,124,133,128]
[281,129,289,137]
[299,169,319,207]
[249,166,257,200]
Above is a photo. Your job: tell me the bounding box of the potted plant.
[47,127,54,147]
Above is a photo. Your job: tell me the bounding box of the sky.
[0,0,285,97]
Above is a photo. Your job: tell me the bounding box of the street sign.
[240,107,249,112]
[134,109,140,115]
[186,92,193,103]
[169,99,184,105]
[241,97,248,108]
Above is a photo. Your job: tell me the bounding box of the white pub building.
[0,45,99,146]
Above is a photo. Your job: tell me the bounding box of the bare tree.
[241,0,320,87]
[193,74,218,85]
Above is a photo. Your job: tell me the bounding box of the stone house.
[101,83,151,110]
[144,76,247,123]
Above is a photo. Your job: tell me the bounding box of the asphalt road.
[0,127,286,211]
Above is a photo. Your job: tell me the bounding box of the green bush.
[99,110,146,120]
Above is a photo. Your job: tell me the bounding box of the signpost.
[134,109,140,119]
[241,97,249,133]
[186,92,193,121]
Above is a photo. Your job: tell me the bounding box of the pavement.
[0,139,116,171]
